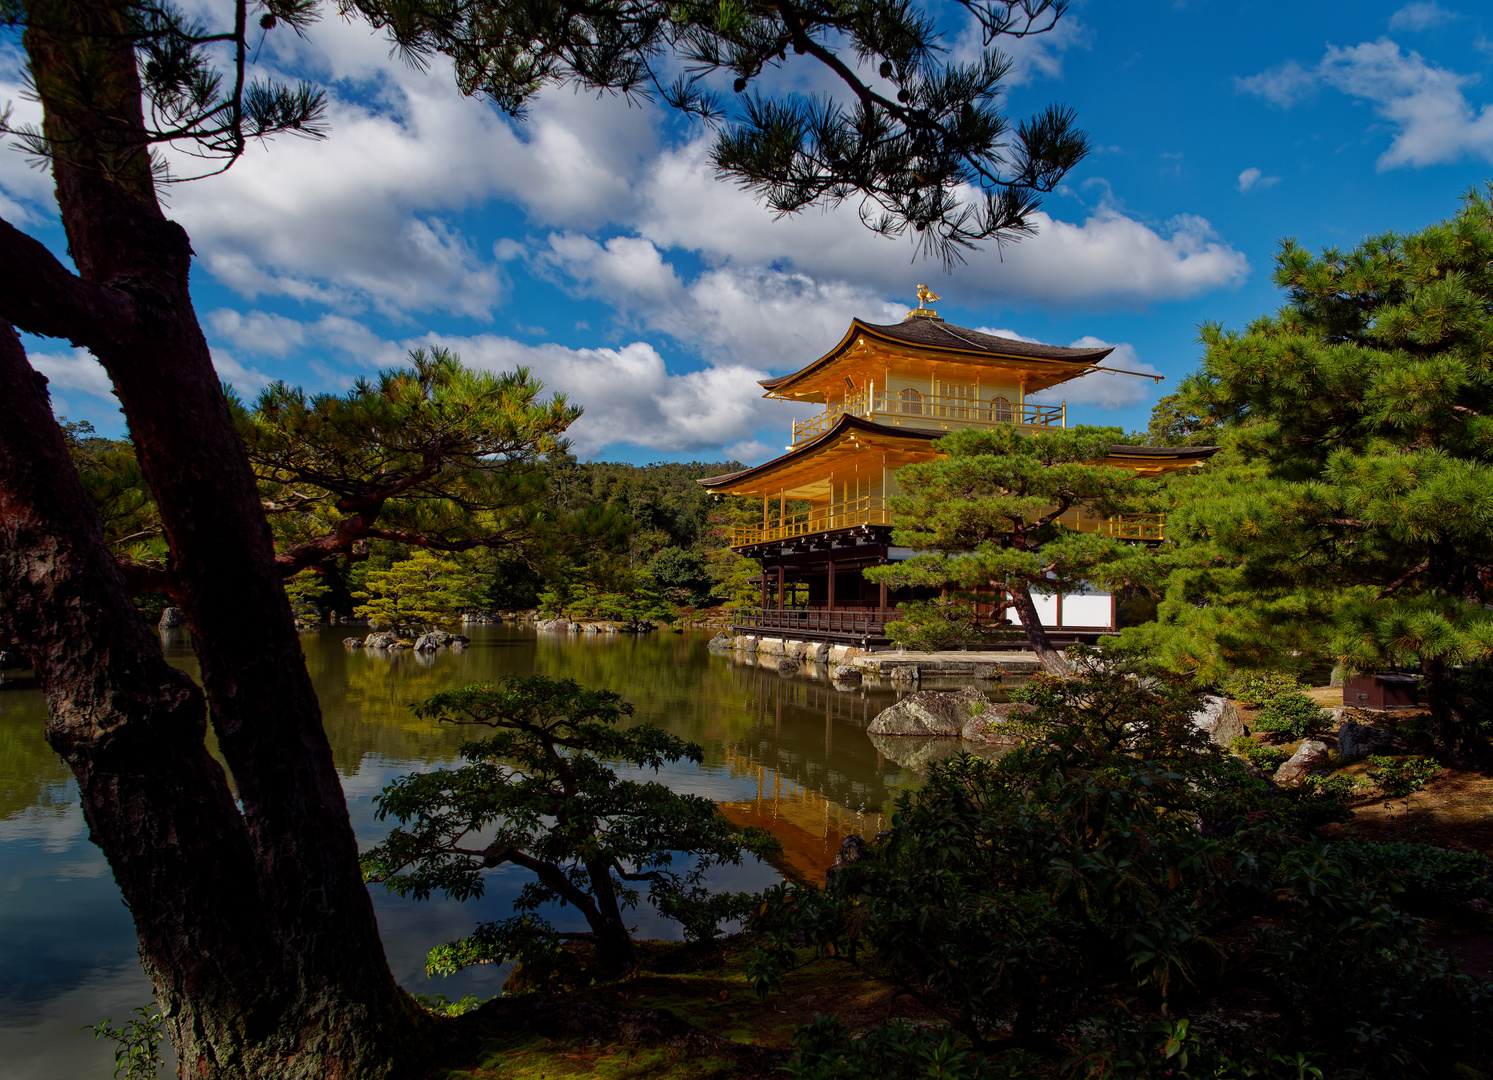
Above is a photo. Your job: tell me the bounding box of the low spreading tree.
[362,676,779,976]
[865,426,1159,674]
[1121,187,1493,762]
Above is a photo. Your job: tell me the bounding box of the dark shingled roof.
[861,318,1114,362]
[758,317,1113,393]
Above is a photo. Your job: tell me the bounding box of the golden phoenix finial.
[906,284,944,320]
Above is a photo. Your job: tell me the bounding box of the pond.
[0,624,952,1078]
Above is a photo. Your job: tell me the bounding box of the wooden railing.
[731,495,892,546]
[792,387,1065,444]
[732,503,1165,547]
[731,607,898,640]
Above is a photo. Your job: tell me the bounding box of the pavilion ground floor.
[730,524,1119,647]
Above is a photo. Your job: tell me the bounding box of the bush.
[1231,735,1289,772]
[1366,755,1439,798]
[1219,670,1303,707]
[1220,671,1330,742]
[1332,840,1493,905]
[749,660,1489,1077]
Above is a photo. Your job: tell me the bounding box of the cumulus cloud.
[1240,39,1493,169]
[30,348,115,399]
[1389,2,1455,31]
[1237,167,1280,192]
[978,335,1163,412]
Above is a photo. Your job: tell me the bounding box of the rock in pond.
[158,606,187,630]
[868,688,992,737]
[707,631,732,651]
[777,659,799,675]
[342,637,364,648]
[363,631,399,648]
[960,701,1036,744]
[831,664,862,684]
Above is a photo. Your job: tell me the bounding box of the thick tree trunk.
[1420,655,1484,768]
[0,323,283,1069]
[1007,586,1071,677]
[2,0,437,1073]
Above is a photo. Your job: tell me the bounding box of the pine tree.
[352,550,486,631]
[1125,186,1493,763]
[866,426,1159,675]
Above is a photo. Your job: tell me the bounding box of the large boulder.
[158,606,187,630]
[824,835,865,889]
[1273,740,1331,786]
[960,701,1036,744]
[342,637,364,649]
[777,659,800,675]
[1337,718,1394,763]
[413,632,445,652]
[868,688,992,737]
[363,631,399,649]
[886,665,920,683]
[1191,695,1244,749]
[733,635,758,653]
[832,664,862,684]
[708,631,732,651]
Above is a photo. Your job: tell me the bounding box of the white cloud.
[1235,59,1318,108]
[0,46,58,226]
[1239,39,1493,169]
[210,350,276,395]
[975,336,1165,412]
[1237,166,1280,192]
[1389,2,1455,31]
[408,332,801,456]
[30,348,114,399]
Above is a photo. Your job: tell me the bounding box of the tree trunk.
[1,0,438,1072]
[1006,586,1071,677]
[0,323,283,1070]
[586,857,640,974]
[1420,655,1484,768]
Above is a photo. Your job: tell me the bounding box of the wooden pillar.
[878,579,888,611]
[760,567,768,610]
[827,558,836,611]
[777,565,785,611]
[1055,591,1064,629]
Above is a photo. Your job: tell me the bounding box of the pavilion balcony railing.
[791,386,1065,445]
[731,495,892,547]
[730,607,898,639]
[731,501,1165,548]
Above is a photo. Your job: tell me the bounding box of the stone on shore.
[777,659,799,675]
[1191,695,1244,749]
[158,606,187,630]
[1337,718,1394,763]
[708,632,732,651]
[363,631,398,648]
[868,688,992,737]
[1273,740,1331,786]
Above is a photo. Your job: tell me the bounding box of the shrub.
[1219,670,1303,707]
[750,661,1489,1077]
[1332,840,1493,904]
[1366,755,1439,798]
[1231,735,1290,772]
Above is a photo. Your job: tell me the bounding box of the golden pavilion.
[697,288,1216,645]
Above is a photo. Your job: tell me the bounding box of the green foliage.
[867,425,1161,666]
[412,992,485,1016]
[361,675,780,974]
[882,597,1017,652]
[1365,755,1440,799]
[1219,671,1303,707]
[83,1003,166,1080]
[1121,187,1493,757]
[747,659,1488,1076]
[1145,390,1221,447]
[1254,693,1331,742]
[352,549,488,629]
[539,571,682,630]
[1231,735,1290,772]
[283,568,329,620]
[1332,840,1493,905]
[645,547,713,608]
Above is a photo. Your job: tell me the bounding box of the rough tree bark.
[0,0,435,1072]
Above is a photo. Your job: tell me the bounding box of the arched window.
[989,396,1013,424]
[899,387,922,415]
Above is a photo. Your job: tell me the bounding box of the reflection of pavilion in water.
[713,666,902,882]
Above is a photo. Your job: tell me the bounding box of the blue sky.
[4,0,1493,463]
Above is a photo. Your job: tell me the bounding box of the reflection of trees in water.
[0,684,74,820]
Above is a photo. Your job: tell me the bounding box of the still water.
[0,625,943,1078]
